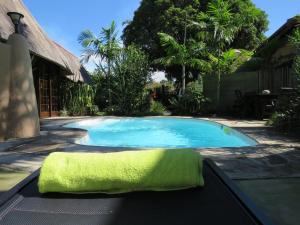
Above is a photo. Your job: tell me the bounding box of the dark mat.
[0,160,272,225]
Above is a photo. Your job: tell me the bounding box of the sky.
[23,0,300,77]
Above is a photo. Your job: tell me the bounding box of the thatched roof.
[0,0,91,83]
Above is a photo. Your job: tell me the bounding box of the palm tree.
[204,0,239,109]
[157,32,209,95]
[78,21,120,105]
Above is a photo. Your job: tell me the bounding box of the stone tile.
[237,179,300,225]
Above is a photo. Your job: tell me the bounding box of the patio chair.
[0,159,273,225]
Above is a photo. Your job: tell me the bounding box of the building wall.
[0,34,40,141]
[220,71,259,112]
[0,42,11,139]
[271,43,296,63]
[203,42,298,113]
[259,42,297,94]
[203,71,259,112]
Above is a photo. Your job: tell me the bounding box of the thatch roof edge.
[0,0,91,83]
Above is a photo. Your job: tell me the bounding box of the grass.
[0,169,29,192]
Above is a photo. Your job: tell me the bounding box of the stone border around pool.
[1,116,300,180]
[61,116,260,149]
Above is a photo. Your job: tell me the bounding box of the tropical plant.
[78,21,120,105]
[156,32,209,94]
[208,49,237,75]
[230,0,268,50]
[60,79,96,116]
[170,80,209,115]
[59,108,68,117]
[110,45,151,115]
[201,0,240,109]
[149,101,167,116]
[122,0,268,62]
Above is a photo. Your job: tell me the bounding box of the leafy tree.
[110,46,151,115]
[201,0,240,108]
[229,0,268,50]
[156,32,209,94]
[209,49,237,74]
[123,0,268,64]
[123,0,201,61]
[78,21,120,105]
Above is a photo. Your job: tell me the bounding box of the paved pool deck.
[1,116,299,179]
[0,116,300,225]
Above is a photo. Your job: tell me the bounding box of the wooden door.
[50,79,59,117]
[39,78,59,118]
[39,78,50,118]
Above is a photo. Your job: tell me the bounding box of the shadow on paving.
[210,144,300,179]
[237,178,300,225]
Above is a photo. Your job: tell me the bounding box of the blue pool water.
[65,118,257,148]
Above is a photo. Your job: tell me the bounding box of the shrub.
[110,45,151,115]
[148,81,176,108]
[87,105,100,116]
[267,95,300,132]
[149,101,167,116]
[59,108,68,117]
[170,80,209,115]
[93,75,109,111]
[60,80,96,116]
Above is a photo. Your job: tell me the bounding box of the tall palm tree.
[204,0,239,109]
[78,21,120,105]
[157,32,209,94]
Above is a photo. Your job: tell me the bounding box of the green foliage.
[149,101,167,116]
[157,33,210,70]
[156,32,210,93]
[59,108,68,117]
[87,105,100,116]
[92,73,109,110]
[202,0,239,109]
[78,21,120,105]
[228,0,268,50]
[148,81,177,108]
[123,0,268,60]
[123,0,268,91]
[204,0,238,50]
[60,80,96,116]
[208,49,236,74]
[78,21,120,64]
[123,0,201,61]
[79,23,153,116]
[170,80,209,115]
[110,45,151,115]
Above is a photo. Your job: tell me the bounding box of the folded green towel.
[38,149,204,194]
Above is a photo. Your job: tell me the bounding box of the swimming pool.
[65,118,257,148]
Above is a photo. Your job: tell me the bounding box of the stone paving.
[0,116,299,180]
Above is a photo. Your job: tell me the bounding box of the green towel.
[38,149,204,194]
